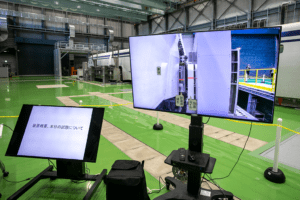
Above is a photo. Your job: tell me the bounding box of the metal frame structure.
[0,0,180,23]
[139,0,300,34]
[54,41,106,77]
[6,165,107,200]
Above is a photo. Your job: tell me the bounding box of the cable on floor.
[209,122,252,182]
[147,176,166,194]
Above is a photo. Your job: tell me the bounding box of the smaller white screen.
[17,106,93,160]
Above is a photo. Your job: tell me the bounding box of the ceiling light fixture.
[55,1,59,5]
[77,5,81,8]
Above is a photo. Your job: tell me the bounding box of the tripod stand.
[0,159,9,198]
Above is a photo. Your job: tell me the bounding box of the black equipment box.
[105,160,150,200]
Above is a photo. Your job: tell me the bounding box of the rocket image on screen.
[129,28,280,123]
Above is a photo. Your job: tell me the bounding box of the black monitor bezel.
[128,26,282,124]
[5,104,104,163]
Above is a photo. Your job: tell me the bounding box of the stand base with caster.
[264,167,285,183]
[153,123,163,130]
[6,165,106,200]
[154,177,233,200]
[154,116,234,200]
[153,112,163,130]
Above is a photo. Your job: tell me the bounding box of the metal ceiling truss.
[152,16,164,33]
[72,0,148,15]
[94,0,165,15]
[119,0,176,11]
[255,0,269,12]
[1,0,147,22]
[223,0,247,15]
[170,0,300,33]
[0,8,114,29]
[169,10,184,30]
[190,0,212,26]
[218,0,247,20]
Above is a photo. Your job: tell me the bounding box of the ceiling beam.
[95,0,164,15]
[118,0,168,11]
[2,0,147,21]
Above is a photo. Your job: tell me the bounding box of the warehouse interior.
[1,0,300,200]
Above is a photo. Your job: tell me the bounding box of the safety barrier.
[1,107,299,135]
[239,68,277,92]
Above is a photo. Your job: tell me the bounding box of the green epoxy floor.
[111,93,300,142]
[1,78,300,200]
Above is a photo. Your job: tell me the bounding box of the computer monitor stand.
[7,160,107,200]
[154,115,234,200]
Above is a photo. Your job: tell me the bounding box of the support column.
[246,93,253,113]
[86,15,89,44]
[247,0,253,28]
[280,5,286,24]
[65,12,69,41]
[148,16,152,35]
[41,8,45,40]
[121,19,123,49]
[165,14,169,33]
[13,3,18,37]
[87,15,89,34]
[134,24,139,36]
[15,46,19,76]
[212,0,217,30]
[185,7,189,32]
[104,18,109,52]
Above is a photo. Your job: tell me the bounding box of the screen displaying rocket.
[129,27,281,123]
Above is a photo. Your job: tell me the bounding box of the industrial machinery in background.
[94,65,116,83]
[91,46,131,84]
[82,60,95,81]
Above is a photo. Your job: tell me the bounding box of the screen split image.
[129,27,281,123]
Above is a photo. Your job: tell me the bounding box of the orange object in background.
[278,98,283,105]
[71,67,77,75]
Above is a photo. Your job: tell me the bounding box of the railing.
[55,41,106,52]
[239,68,277,92]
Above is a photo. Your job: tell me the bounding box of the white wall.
[123,22,134,37]
[130,34,177,109]
[108,19,121,37]
[89,17,105,35]
[138,23,149,35]
[189,1,213,26]
[277,23,300,99]
[19,5,42,28]
[152,17,165,34]
[169,10,186,31]
[196,31,232,117]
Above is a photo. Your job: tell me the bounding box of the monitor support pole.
[154,115,234,200]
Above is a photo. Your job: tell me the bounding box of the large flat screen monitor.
[6,105,104,162]
[129,27,281,123]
